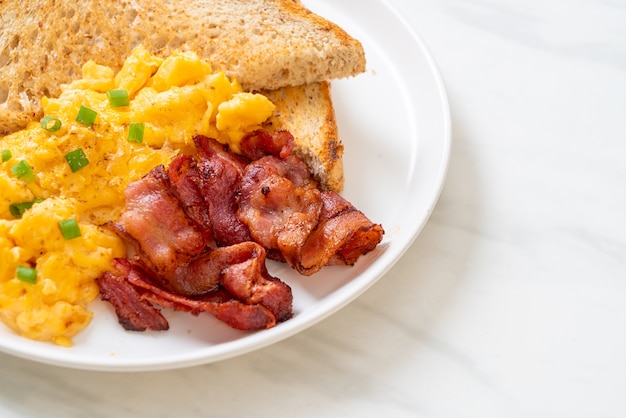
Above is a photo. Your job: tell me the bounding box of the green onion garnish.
[75,105,97,127]
[16,266,37,284]
[10,160,35,184]
[64,148,89,173]
[9,198,43,218]
[1,149,11,162]
[58,218,81,240]
[127,122,145,144]
[107,89,130,108]
[40,115,62,132]
[9,202,34,218]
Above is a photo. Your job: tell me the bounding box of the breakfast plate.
[0,0,450,371]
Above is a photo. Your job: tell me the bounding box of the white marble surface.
[1,0,625,416]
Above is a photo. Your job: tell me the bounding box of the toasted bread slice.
[0,0,365,135]
[263,82,343,192]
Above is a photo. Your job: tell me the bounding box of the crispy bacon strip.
[217,241,292,322]
[109,165,206,275]
[113,258,280,330]
[167,154,215,245]
[300,191,385,271]
[193,134,248,173]
[167,242,293,321]
[238,155,322,264]
[96,270,169,332]
[193,135,253,247]
[240,129,295,160]
[141,289,277,331]
[238,151,384,275]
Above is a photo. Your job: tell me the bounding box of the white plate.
[0,0,450,371]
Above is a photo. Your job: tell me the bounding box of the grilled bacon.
[192,135,253,247]
[107,165,206,278]
[101,255,285,331]
[97,268,170,332]
[238,152,384,275]
[166,154,215,245]
[300,191,385,271]
[238,155,323,266]
[240,129,295,160]
[98,129,383,334]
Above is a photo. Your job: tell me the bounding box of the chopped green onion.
[16,266,37,284]
[58,218,81,240]
[9,198,43,218]
[10,160,35,184]
[127,122,145,144]
[75,105,97,127]
[40,115,62,132]
[64,148,89,173]
[107,89,130,108]
[9,202,33,218]
[1,149,11,162]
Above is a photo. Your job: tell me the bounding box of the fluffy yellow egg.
[0,46,276,346]
[217,92,277,154]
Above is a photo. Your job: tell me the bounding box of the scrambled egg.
[0,46,276,346]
